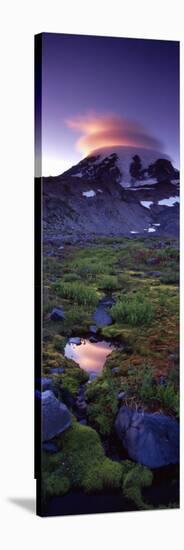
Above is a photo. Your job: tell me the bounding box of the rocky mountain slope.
[42,146,179,243]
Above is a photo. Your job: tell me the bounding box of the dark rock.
[75,399,87,412]
[159,375,167,386]
[89,325,98,334]
[89,336,98,343]
[50,307,65,321]
[115,406,179,468]
[93,306,112,327]
[43,441,59,453]
[41,390,72,442]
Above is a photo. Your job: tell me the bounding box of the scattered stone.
[41,390,72,442]
[50,307,65,321]
[115,406,179,468]
[79,419,87,426]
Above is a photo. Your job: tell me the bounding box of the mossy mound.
[42,421,123,496]
[85,377,118,436]
[122,463,153,510]
[57,366,89,399]
[42,421,153,509]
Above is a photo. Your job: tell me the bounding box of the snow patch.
[158,196,179,207]
[72,171,83,178]
[130,231,139,234]
[140,201,154,209]
[82,190,96,198]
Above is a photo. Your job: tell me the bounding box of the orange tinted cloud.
[67,114,162,155]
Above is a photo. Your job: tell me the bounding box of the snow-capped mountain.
[62,146,179,188]
[42,146,179,244]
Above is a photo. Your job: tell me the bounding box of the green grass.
[54,281,98,306]
[111,293,155,326]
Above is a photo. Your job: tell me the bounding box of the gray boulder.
[41,390,72,442]
[50,307,65,321]
[115,406,179,468]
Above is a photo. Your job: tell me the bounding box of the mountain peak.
[62,145,178,188]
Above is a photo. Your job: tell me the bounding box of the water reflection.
[64,339,114,374]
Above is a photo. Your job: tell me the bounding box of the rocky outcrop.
[115,406,179,468]
[41,390,72,441]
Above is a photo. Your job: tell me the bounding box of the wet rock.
[93,306,112,327]
[89,325,98,334]
[41,390,72,442]
[89,336,98,343]
[50,307,65,321]
[69,337,81,345]
[115,406,179,468]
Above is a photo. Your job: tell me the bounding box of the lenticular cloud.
[67,114,162,155]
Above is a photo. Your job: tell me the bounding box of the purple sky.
[40,33,179,175]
